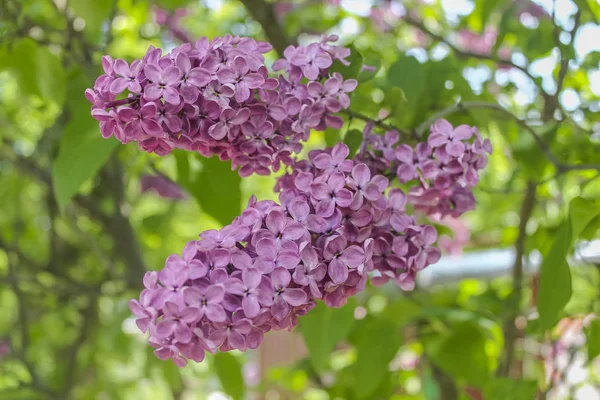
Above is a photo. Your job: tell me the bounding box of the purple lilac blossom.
[87,35,356,177]
[357,119,492,218]
[129,143,443,366]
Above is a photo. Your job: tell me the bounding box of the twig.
[6,259,58,399]
[341,109,416,138]
[403,15,541,88]
[498,181,537,377]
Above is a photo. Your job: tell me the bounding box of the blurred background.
[1,0,600,399]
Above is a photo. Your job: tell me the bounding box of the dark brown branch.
[341,109,418,139]
[238,0,294,55]
[498,181,537,377]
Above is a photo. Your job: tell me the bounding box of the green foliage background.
[1,0,600,399]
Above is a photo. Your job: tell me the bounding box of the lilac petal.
[144,64,162,83]
[228,330,246,350]
[294,172,313,192]
[113,59,130,76]
[208,121,228,140]
[267,106,287,122]
[335,189,353,207]
[277,250,301,269]
[289,199,310,221]
[206,285,225,303]
[163,66,182,85]
[144,84,163,100]
[211,249,231,268]
[324,235,347,258]
[342,79,358,92]
[183,287,203,305]
[266,210,286,234]
[328,258,348,284]
[155,319,177,339]
[243,73,265,88]
[175,322,193,343]
[231,251,253,269]
[117,107,138,122]
[340,245,365,267]
[283,288,307,306]
[422,225,438,246]
[446,140,465,157]
[242,296,260,318]
[162,87,181,105]
[271,296,290,321]
[352,164,371,187]
[453,124,473,140]
[350,208,372,227]
[256,237,278,259]
[225,278,246,296]
[230,108,250,125]
[188,68,211,87]
[205,304,226,322]
[109,78,129,94]
[395,145,414,163]
[310,183,330,200]
[331,143,350,162]
[428,132,448,148]
[316,199,335,217]
[312,153,332,170]
[396,163,417,183]
[271,267,291,288]
[242,268,262,289]
[432,119,453,136]
[128,299,147,317]
[282,221,306,241]
[217,67,236,83]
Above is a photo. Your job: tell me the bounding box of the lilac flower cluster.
[129,143,442,366]
[358,119,492,218]
[86,35,356,176]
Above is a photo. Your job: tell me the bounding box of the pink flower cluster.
[129,143,442,366]
[86,35,356,176]
[358,119,492,218]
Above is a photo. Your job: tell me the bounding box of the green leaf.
[185,157,241,226]
[329,44,363,79]
[429,322,489,387]
[324,127,342,147]
[538,197,600,329]
[4,38,66,106]
[345,317,402,398]
[483,378,537,400]
[69,0,113,40]
[52,69,117,212]
[586,319,600,361]
[213,353,245,400]
[343,129,363,156]
[387,56,426,104]
[299,298,355,372]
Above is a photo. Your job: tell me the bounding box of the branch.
[7,259,58,399]
[238,0,293,55]
[416,101,600,173]
[403,15,542,89]
[341,109,417,139]
[60,294,98,397]
[498,181,537,377]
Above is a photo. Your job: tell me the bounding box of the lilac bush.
[89,34,491,366]
[86,35,356,177]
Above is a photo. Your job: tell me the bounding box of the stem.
[498,181,537,377]
[403,15,543,93]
